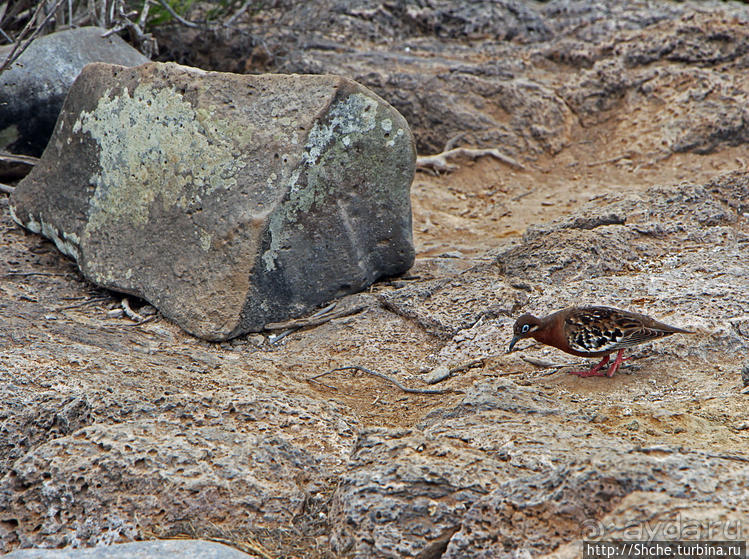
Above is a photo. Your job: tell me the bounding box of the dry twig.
[587,151,635,168]
[266,300,369,343]
[0,152,39,166]
[156,0,199,27]
[100,0,157,57]
[222,0,253,27]
[57,296,110,310]
[0,183,15,194]
[267,302,337,343]
[5,270,63,277]
[520,356,573,369]
[121,297,149,322]
[0,0,65,75]
[308,365,453,395]
[417,147,524,174]
[266,303,366,330]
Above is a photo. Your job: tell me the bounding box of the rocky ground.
[1,1,749,558]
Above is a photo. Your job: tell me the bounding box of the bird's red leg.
[606,349,629,377]
[569,354,610,377]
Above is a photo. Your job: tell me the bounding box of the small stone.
[422,364,452,385]
[4,539,255,558]
[626,420,640,431]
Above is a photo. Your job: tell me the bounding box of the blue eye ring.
[521,324,530,333]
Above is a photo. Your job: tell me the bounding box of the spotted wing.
[564,307,675,354]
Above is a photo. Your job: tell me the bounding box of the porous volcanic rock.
[10,61,416,340]
[0,27,149,157]
[0,382,358,551]
[330,380,749,558]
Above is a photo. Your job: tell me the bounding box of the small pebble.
[422,364,452,385]
[439,251,463,258]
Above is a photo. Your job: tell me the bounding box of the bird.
[508,306,693,377]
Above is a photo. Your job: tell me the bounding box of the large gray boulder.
[0,27,149,157]
[9,61,416,340]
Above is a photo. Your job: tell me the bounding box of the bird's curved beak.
[508,335,520,353]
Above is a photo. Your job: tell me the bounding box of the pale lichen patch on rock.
[0,124,19,150]
[262,92,413,272]
[198,229,212,252]
[73,83,247,238]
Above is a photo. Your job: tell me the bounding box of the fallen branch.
[57,296,110,311]
[5,270,64,277]
[266,300,369,343]
[0,152,39,166]
[0,183,15,194]
[121,297,146,322]
[107,308,124,319]
[443,132,465,152]
[308,365,453,395]
[265,302,366,330]
[520,355,580,369]
[417,147,524,174]
[222,0,253,27]
[587,151,635,168]
[267,301,337,343]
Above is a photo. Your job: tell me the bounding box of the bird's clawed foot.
[568,350,629,378]
[605,349,629,377]
[568,354,610,377]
